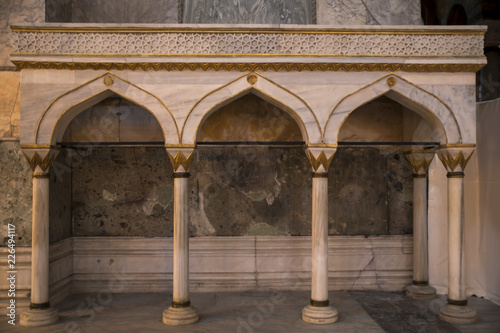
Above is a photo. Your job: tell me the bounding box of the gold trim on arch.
[12,61,485,73]
[35,72,180,144]
[48,89,169,146]
[181,72,321,144]
[324,72,461,144]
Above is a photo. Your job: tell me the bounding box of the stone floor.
[2,291,500,332]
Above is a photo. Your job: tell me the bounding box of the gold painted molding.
[306,150,335,172]
[437,150,474,173]
[167,151,194,172]
[11,61,485,72]
[23,151,57,172]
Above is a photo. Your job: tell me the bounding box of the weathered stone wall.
[71,146,413,237]
[45,0,180,23]
[0,142,73,246]
[316,0,422,25]
[183,0,313,24]
[0,141,32,246]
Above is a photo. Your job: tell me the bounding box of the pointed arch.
[180,72,322,145]
[324,74,461,145]
[34,72,179,145]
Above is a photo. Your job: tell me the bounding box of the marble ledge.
[10,55,488,66]
[10,22,488,33]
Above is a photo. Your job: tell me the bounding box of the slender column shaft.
[31,171,50,307]
[447,175,466,302]
[311,175,329,303]
[173,174,189,305]
[413,176,429,284]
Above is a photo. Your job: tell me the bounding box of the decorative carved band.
[12,29,484,57]
[33,173,50,179]
[310,299,330,307]
[30,302,50,310]
[171,300,191,308]
[167,151,194,172]
[447,298,468,306]
[174,172,190,178]
[23,151,56,172]
[447,172,465,178]
[306,150,334,172]
[312,172,328,178]
[12,61,485,72]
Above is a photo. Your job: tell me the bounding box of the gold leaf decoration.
[438,150,473,172]
[167,151,194,172]
[306,150,334,172]
[12,61,485,73]
[23,152,56,172]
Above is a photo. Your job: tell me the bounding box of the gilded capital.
[305,147,337,173]
[404,150,435,177]
[437,145,475,174]
[21,147,59,174]
[166,147,195,173]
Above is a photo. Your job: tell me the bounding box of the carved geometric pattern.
[12,31,484,57]
[11,61,485,73]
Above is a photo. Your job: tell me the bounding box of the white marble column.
[20,147,59,327]
[437,145,477,325]
[302,146,338,325]
[404,151,436,299]
[163,147,199,325]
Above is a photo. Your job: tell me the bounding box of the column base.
[439,303,477,325]
[162,305,199,326]
[20,307,58,326]
[302,305,338,325]
[406,284,436,300]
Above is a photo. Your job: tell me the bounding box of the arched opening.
[329,95,437,236]
[56,95,174,240]
[191,92,311,236]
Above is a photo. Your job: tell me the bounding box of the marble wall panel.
[49,149,73,244]
[46,0,180,23]
[0,0,44,68]
[0,141,32,247]
[183,0,313,24]
[316,0,422,25]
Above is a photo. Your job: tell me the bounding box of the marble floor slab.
[1,291,499,332]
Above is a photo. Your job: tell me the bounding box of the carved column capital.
[166,146,195,173]
[404,150,435,178]
[437,144,475,178]
[305,146,337,174]
[21,146,59,175]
